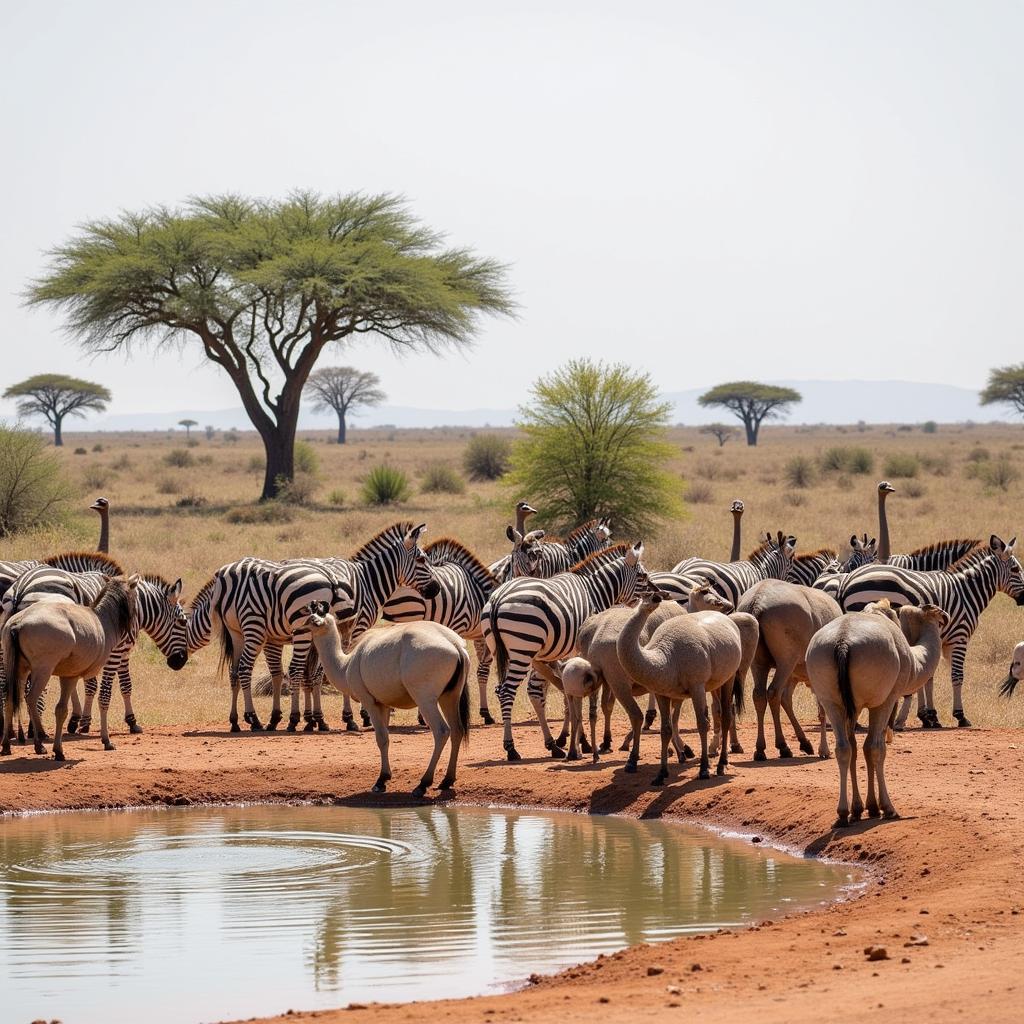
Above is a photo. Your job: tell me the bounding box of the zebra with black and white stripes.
[488,517,612,584]
[837,535,1024,728]
[650,532,797,606]
[382,537,501,723]
[786,536,877,587]
[886,538,982,570]
[481,542,646,761]
[0,560,40,601]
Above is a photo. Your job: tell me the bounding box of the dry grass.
[3,421,1023,729]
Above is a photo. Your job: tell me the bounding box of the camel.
[806,600,947,825]
[303,602,470,797]
[998,641,1024,698]
[614,588,758,786]
[560,583,732,764]
[1,574,139,760]
[90,496,110,553]
[736,579,843,761]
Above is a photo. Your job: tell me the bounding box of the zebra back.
[887,537,982,571]
[44,551,124,576]
[0,559,40,600]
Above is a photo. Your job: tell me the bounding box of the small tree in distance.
[3,374,111,446]
[980,364,1024,420]
[463,434,512,481]
[178,418,198,439]
[698,381,802,446]
[700,423,738,447]
[508,359,680,537]
[304,366,386,444]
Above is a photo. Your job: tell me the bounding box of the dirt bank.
[1,721,1021,1024]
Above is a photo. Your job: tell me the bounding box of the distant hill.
[88,379,1010,432]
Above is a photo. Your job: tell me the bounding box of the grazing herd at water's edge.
[1,484,1022,825]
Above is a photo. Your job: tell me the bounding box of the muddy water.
[0,804,859,1023]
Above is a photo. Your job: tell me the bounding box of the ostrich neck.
[97,511,109,554]
[878,492,891,562]
[730,513,742,562]
[515,507,531,534]
[616,606,670,689]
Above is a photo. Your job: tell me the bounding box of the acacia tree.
[304,366,385,444]
[3,374,111,446]
[698,381,802,446]
[178,418,198,439]
[980,365,1024,420]
[700,423,738,447]
[508,359,680,537]
[28,192,513,499]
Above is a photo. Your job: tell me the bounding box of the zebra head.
[844,533,878,571]
[621,541,647,601]
[142,576,189,670]
[506,526,545,578]
[757,530,798,577]
[990,535,1024,605]
[596,517,613,542]
[402,524,442,599]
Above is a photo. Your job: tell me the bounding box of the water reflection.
[0,805,858,1024]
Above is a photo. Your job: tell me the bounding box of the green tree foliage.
[3,374,111,447]
[304,366,386,444]
[980,364,1024,420]
[699,423,738,447]
[697,381,802,446]
[27,191,514,498]
[178,418,198,438]
[508,359,680,537]
[0,426,70,535]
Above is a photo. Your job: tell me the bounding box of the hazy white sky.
[2,1,1021,417]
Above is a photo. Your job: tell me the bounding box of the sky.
[1,1,1022,419]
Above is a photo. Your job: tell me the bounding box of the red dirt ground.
[1,720,1021,1024]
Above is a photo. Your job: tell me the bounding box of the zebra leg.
[715,687,732,776]
[234,635,264,731]
[360,705,371,728]
[97,667,116,750]
[263,642,285,731]
[473,639,495,725]
[26,671,49,755]
[497,657,532,762]
[79,675,98,734]
[644,692,657,731]
[669,699,694,762]
[340,693,360,732]
[950,644,971,726]
[52,676,78,762]
[66,680,82,735]
[529,665,565,759]
[119,663,143,734]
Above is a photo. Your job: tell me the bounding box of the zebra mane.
[189,576,216,610]
[793,548,837,565]
[907,537,982,561]
[424,538,496,589]
[569,544,630,575]
[945,545,996,574]
[564,520,601,545]
[142,572,175,590]
[44,550,124,576]
[351,521,416,563]
[745,541,776,564]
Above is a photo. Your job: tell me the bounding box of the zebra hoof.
[67,716,80,735]
[954,711,972,728]
[698,765,710,780]
[677,750,688,765]
[287,714,300,732]
[245,714,264,732]
[480,710,495,726]
[412,784,428,798]
[730,742,744,754]
[554,734,568,749]
[438,777,455,791]
[79,719,92,735]
[360,709,372,728]
[372,781,387,794]
[316,719,331,732]
[34,742,46,755]
[565,750,580,762]
[716,764,727,776]
[125,716,143,735]
[302,720,316,733]
[599,742,612,753]
[683,744,695,759]
[0,745,9,756]
[104,740,115,751]
[345,719,360,732]
[580,738,593,754]
[266,712,282,732]
[505,746,522,762]
[651,771,667,788]
[799,738,814,755]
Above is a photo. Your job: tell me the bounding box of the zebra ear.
[405,523,427,549]
[169,578,183,600]
[991,534,1005,553]
[627,541,644,564]
[850,534,859,548]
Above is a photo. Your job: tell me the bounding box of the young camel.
[806,600,947,825]
[303,602,470,797]
[736,579,843,761]
[614,589,759,786]
[560,583,732,764]
[1,574,139,760]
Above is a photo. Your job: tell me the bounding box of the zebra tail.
[216,622,233,680]
[490,612,509,687]
[835,639,856,724]
[998,672,1019,699]
[2,626,21,712]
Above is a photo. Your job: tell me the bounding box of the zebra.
[488,517,612,584]
[382,537,501,723]
[1,565,187,746]
[481,541,646,761]
[786,536,877,587]
[650,532,797,606]
[837,535,1024,728]
[0,560,40,601]
[886,538,982,570]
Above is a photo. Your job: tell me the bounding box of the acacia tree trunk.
[337,410,347,445]
[53,414,64,447]
[743,416,758,446]
[260,424,296,500]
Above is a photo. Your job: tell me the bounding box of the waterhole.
[0,804,859,1023]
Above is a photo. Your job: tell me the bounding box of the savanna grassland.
[3,420,1022,731]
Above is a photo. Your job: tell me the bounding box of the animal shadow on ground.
[733,754,821,769]
[0,756,83,774]
[805,814,917,857]
[587,759,733,817]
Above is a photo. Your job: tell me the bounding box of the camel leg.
[366,700,392,792]
[823,701,851,825]
[751,660,771,761]
[26,670,50,755]
[715,686,732,776]
[894,694,913,730]
[729,698,743,754]
[565,694,582,761]
[870,702,899,819]
[767,661,797,758]
[600,681,615,752]
[1,669,21,755]
[619,691,645,773]
[863,725,879,818]
[710,694,722,758]
[644,691,657,730]
[669,699,693,762]
[652,694,674,787]
[847,721,864,821]
[52,676,81,762]
[579,692,595,756]
[816,698,830,759]
[691,685,711,780]
[473,639,495,725]
[437,683,466,790]
[588,691,599,763]
[413,700,451,797]
[781,680,815,756]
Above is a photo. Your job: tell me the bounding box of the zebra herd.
[0,481,1021,793]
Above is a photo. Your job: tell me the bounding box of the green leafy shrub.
[275,472,318,505]
[785,455,817,488]
[883,453,919,478]
[977,456,1019,492]
[922,421,938,434]
[73,447,87,455]
[362,464,411,505]
[463,434,512,481]
[294,440,320,476]
[92,442,104,452]
[820,446,874,475]
[0,427,71,536]
[421,462,465,495]
[327,489,346,507]
[164,448,195,468]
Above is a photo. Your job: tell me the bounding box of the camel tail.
[2,626,21,713]
[998,673,1019,699]
[732,672,745,715]
[835,639,856,723]
[445,644,471,748]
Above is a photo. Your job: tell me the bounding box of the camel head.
[688,581,733,615]
[899,603,949,644]
[302,600,335,634]
[561,656,601,699]
[878,480,896,496]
